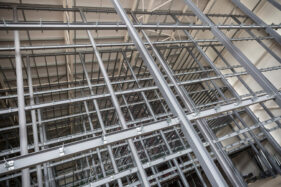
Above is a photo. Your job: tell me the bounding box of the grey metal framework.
[0,0,280,186]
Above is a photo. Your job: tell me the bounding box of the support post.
[111,0,228,186]
[182,0,281,108]
[79,9,150,187]
[14,7,30,187]
[231,0,281,45]
[131,12,246,187]
[26,56,43,187]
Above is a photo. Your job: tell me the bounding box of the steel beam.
[0,2,249,20]
[231,16,281,64]
[0,22,280,30]
[0,63,279,101]
[231,0,281,45]
[182,0,281,108]
[0,94,274,176]
[26,56,43,187]
[111,0,229,186]
[79,10,150,186]
[0,36,274,51]
[13,7,30,187]
[131,11,246,186]
[1,1,281,186]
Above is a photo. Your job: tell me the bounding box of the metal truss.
[0,0,280,187]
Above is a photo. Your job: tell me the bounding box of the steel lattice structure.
[0,0,280,186]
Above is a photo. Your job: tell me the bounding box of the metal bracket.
[59,145,65,156]
[4,160,14,171]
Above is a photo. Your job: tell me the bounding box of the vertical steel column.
[122,44,200,187]
[26,56,43,187]
[36,97,55,187]
[79,10,150,187]
[131,12,245,187]
[211,46,281,155]
[78,89,111,187]
[79,54,123,187]
[231,0,281,45]
[159,130,190,187]
[111,0,228,186]
[230,114,276,176]
[176,13,281,177]
[182,0,281,108]
[13,7,30,187]
[115,81,161,187]
[122,52,197,186]
[234,111,281,174]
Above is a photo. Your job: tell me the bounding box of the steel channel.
[13,7,30,187]
[79,10,150,186]
[111,0,228,186]
[182,0,281,115]
[0,22,280,30]
[26,56,43,187]
[231,0,281,45]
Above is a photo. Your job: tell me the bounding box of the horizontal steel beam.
[231,0,281,45]
[0,93,274,176]
[182,0,281,108]
[3,63,279,99]
[0,36,273,52]
[0,2,248,18]
[0,22,280,30]
[2,125,269,185]
[1,64,280,115]
[83,130,269,187]
[0,112,233,158]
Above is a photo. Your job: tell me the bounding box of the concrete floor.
[248,175,281,187]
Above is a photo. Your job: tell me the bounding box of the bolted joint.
[136,125,143,134]
[102,135,107,144]
[251,96,257,102]
[192,111,200,117]
[234,100,242,106]
[59,146,65,156]
[5,160,14,171]
[214,105,220,112]
[110,175,115,181]
[166,118,172,125]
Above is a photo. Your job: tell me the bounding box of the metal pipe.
[26,56,43,187]
[231,16,281,64]
[171,15,248,186]
[111,0,228,186]
[1,64,280,102]
[0,36,274,51]
[80,10,150,187]
[0,108,277,176]
[79,56,123,187]
[231,0,281,45]
[0,22,280,30]
[13,7,30,187]
[131,11,244,187]
[121,51,190,186]
[0,2,247,18]
[182,0,281,109]
[211,45,281,155]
